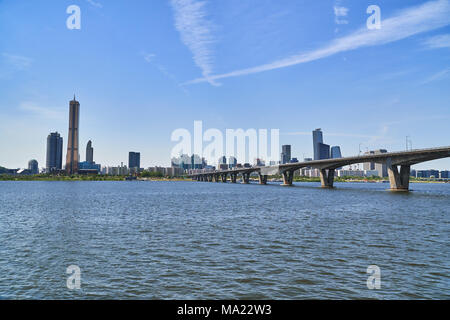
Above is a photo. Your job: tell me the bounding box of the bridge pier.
[221,173,228,183]
[258,174,268,185]
[241,172,250,184]
[388,164,410,191]
[207,175,213,182]
[281,170,294,186]
[213,174,220,182]
[320,169,335,188]
[230,173,237,183]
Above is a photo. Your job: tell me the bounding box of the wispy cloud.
[170,0,218,86]
[19,102,65,120]
[422,33,450,48]
[141,51,188,94]
[2,53,32,70]
[86,0,103,8]
[421,67,450,84]
[186,0,450,86]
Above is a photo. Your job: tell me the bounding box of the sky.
[0,0,449,170]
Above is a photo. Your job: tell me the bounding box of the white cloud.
[170,0,218,86]
[186,0,450,85]
[2,53,32,70]
[142,52,156,63]
[422,33,450,48]
[19,102,65,120]
[421,67,450,84]
[141,51,189,93]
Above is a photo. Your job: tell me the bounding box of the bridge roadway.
[187,146,450,191]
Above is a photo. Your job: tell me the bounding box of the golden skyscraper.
[65,96,80,174]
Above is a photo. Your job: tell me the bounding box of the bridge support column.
[241,173,250,184]
[221,173,228,183]
[230,173,237,183]
[320,169,335,188]
[214,174,220,182]
[258,174,268,185]
[388,164,410,191]
[207,175,213,182]
[281,170,294,186]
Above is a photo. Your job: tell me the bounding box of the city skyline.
[1,0,449,170]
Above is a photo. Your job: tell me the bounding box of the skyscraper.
[218,156,227,165]
[86,140,93,163]
[228,156,237,169]
[318,143,330,160]
[65,96,80,174]
[28,159,39,175]
[313,129,324,160]
[281,145,291,164]
[46,132,63,172]
[129,152,141,169]
[331,146,342,158]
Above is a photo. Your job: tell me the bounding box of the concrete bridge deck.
[187,146,450,191]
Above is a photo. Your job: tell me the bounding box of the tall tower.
[128,152,141,169]
[46,132,63,172]
[281,145,291,164]
[86,140,93,163]
[66,96,80,174]
[312,128,323,160]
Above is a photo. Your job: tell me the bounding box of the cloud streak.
[170,0,217,85]
[2,53,32,70]
[422,33,450,48]
[19,102,65,120]
[186,0,450,85]
[421,67,450,84]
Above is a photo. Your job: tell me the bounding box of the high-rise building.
[313,128,324,160]
[318,142,330,160]
[218,156,227,165]
[65,96,80,174]
[28,159,39,175]
[46,132,63,172]
[228,156,237,169]
[129,152,141,169]
[86,140,93,163]
[440,171,450,179]
[331,146,342,158]
[281,145,291,164]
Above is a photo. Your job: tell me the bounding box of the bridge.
[187,146,450,191]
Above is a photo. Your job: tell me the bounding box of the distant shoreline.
[0,175,448,184]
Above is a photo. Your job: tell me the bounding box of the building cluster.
[170,127,449,179]
[7,96,183,177]
[171,153,254,175]
[3,98,449,179]
[411,170,449,179]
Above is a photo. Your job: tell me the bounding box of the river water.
[0,181,448,299]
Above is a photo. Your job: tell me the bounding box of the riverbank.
[0,174,448,183]
[0,174,191,182]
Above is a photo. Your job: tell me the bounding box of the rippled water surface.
[0,181,449,299]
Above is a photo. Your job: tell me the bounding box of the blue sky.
[0,0,449,170]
